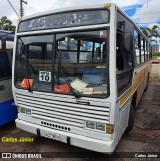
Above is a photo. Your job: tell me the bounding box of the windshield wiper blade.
[18,56,33,92]
[26,60,33,92]
[59,66,80,98]
[58,51,81,98]
[18,38,35,92]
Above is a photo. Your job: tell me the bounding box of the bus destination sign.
[18,10,109,32]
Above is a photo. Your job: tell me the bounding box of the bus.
[0,30,17,126]
[13,3,152,153]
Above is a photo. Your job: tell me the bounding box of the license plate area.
[44,131,61,141]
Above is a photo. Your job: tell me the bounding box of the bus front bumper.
[16,119,114,153]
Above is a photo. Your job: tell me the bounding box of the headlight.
[96,123,106,132]
[19,107,32,115]
[85,121,114,134]
[86,121,95,129]
[20,107,26,113]
[26,108,32,115]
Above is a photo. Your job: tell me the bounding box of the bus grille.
[16,92,110,128]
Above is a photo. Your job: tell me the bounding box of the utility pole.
[20,0,27,18]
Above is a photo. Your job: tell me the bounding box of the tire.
[125,104,134,133]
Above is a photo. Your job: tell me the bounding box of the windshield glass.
[15,35,53,92]
[15,30,109,98]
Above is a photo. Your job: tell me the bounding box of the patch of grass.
[152,56,159,59]
[154,75,159,78]
[152,52,160,57]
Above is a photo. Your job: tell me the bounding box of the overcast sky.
[1,0,160,29]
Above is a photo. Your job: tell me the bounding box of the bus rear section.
[0,30,17,126]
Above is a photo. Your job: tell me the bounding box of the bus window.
[57,37,77,63]
[136,49,140,64]
[54,30,108,97]
[6,49,13,67]
[28,45,42,59]
[116,32,133,71]
[116,31,133,96]
[116,32,124,71]
[141,37,145,63]
[0,53,11,79]
[144,41,147,61]
[134,30,141,65]
[145,41,148,61]
[15,35,53,91]
[149,44,152,59]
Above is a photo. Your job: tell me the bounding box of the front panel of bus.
[13,4,119,153]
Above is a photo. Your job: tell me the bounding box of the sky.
[1,0,160,27]
[1,0,160,44]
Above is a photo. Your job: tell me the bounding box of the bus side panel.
[117,63,150,139]
[0,79,17,126]
[119,62,151,108]
[135,63,150,107]
[118,98,131,139]
[0,99,17,126]
[0,79,13,103]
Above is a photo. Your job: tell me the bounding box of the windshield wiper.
[26,61,33,92]
[17,55,33,92]
[58,51,81,98]
[19,38,33,92]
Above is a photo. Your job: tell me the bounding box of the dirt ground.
[0,64,160,161]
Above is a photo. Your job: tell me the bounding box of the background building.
[151,45,159,52]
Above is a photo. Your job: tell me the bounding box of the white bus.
[13,3,151,153]
[0,30,17,126]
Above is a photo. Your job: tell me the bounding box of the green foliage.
[0,16,16,32]
[152,52,160,56]
[141,25,160,41]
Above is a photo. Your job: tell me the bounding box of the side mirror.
[1,37,6,53]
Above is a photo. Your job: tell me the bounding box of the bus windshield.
[15,29,108,98]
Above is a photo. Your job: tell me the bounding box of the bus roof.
[21,3,113,20]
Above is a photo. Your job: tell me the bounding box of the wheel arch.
[131,91,137,110]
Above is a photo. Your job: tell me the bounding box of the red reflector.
[21,78,33,88]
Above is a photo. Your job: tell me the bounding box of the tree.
[0,16,16,32]
[141,25,160,43]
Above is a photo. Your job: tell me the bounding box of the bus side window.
[0,52,11,79]
[116,32,124,72]
[116,31,133,96]
[7,49,13,67]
